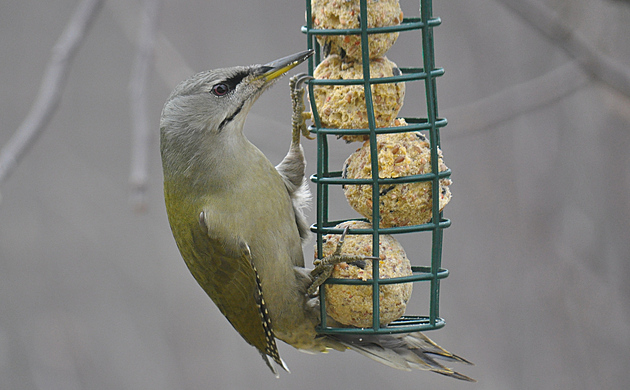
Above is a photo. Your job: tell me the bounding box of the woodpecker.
[160,49,473,381]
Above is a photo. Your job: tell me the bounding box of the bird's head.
[160,50,314,137]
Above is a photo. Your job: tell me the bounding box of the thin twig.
[0,0,105,187]
[443,61,589,138]
[128,0,163,212]
[497,0,630,99]
[107,0,193,90]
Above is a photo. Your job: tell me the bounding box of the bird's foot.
[290,73,315,142]
[307,226,379,296]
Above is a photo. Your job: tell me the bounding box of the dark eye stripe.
[224,71,248,87]
[211,70,248,97]
[214,69,250,131]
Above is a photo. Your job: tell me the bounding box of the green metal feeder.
[302,0,451,335]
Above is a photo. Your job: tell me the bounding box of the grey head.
[160,50,314,138]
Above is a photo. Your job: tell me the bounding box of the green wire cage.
[302,0,451,335]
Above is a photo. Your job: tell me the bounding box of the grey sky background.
[1,1,629,389]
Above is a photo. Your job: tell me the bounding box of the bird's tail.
[329,331,475,382]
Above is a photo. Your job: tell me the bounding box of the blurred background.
[1,0,629,389]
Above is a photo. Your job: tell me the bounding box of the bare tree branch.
[444,61,590,138]
[107,0,193,89]
[0,0,105,188]
[128,0,163,212]
[497,0,630,99]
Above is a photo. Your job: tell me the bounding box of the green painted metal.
[302,0,449,335]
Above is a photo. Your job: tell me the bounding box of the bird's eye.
[212,83,230,96]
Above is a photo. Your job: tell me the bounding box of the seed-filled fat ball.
[316,220,413,328]
[311,0,403,61]
[313,55,405,136]
[342,124,452,227]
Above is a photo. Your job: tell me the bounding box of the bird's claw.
[290,73,315,142]
[307,226,380,296]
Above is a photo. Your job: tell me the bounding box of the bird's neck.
[161,125,261,195]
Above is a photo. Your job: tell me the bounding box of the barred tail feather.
[260,352,290,379]
[330,332,475,382]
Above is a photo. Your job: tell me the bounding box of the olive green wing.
[185,211,285,374]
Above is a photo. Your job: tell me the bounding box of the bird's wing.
[188,211,284,370]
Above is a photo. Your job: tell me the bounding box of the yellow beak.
[254,50,314,82]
